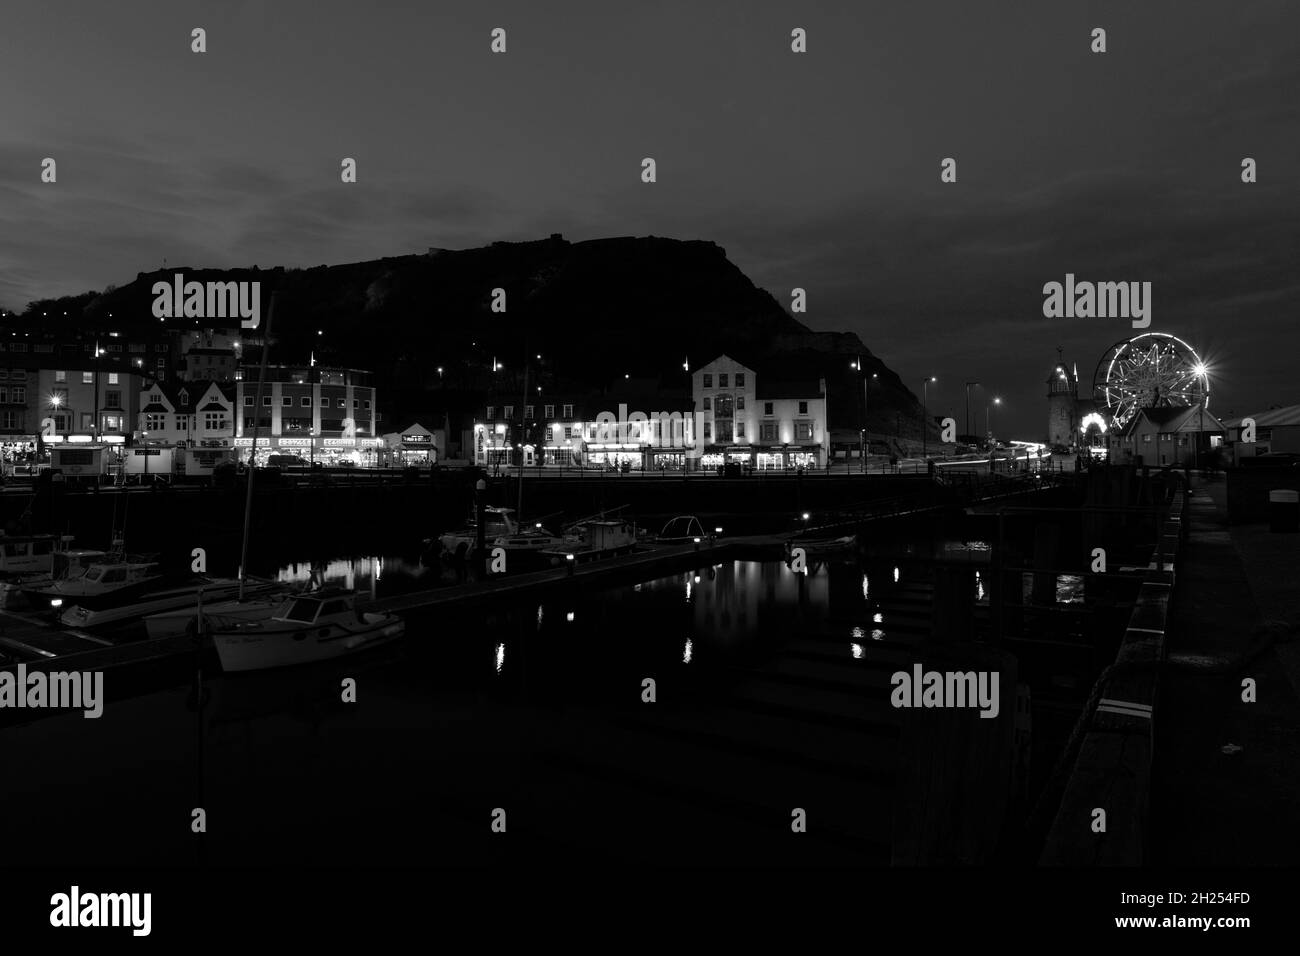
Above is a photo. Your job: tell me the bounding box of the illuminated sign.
[323,438,355,447]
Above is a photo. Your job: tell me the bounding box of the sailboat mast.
[238,292,276,601]
[516,358,528,521]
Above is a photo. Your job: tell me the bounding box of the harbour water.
[0,523,1096,866]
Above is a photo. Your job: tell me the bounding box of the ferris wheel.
[1093,332,1209,430]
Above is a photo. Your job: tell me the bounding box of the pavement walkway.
[1150,476,1300,864]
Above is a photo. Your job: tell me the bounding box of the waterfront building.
[472,385,697,471]
[381,422,443,466]
[137,380,235,448]
[1107,405,1226,467]
[234,364,382,465]
[1222,404,1300,464]
[31,365,145,446]
[475,392,591,470]
[692,355,828,471]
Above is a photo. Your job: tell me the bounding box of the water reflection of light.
[862,574,869,599]
[872,629,885,640]
[851,625,866,639]
[873,612,883,624]
[975,571,985,601]
[536,604,544,628]
[1056,573,1085,604]
[851,643,864,659]
[275,555,431,592]
[683,639,693,663]
[566,611,575,622]
[494,643,505,673]
[685,579,692,602]
[893,566,900,583]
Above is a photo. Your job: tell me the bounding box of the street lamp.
[921,377,936,459]
[851,360,878,473]
[1192,363,1210,471]
[987,396,1002,448]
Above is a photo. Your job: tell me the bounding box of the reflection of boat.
[142,581,291,639]
[436,507,563,561]
[211,589,405,673]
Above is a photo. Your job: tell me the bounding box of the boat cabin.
[274,590,359,624]
[0,534,76,576]
[79,560,160,587]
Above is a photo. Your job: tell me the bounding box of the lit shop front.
[699,446,820,471]
[475,423,515,469]
[543,443,580,467]
[3,436,43,465]
[233,435,384,466]
[584,444,646,470]
[396,433,435,465]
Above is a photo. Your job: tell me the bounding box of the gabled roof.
[697,353,755,374]
[192,380,232,408]
[1119,405,1226,437]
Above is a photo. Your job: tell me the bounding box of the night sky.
[1,0,1296,435]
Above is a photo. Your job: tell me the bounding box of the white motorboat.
[23,558,164,612]
[211,588,405,672]
[0,541,99,608]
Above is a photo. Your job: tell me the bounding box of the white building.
[138,380,236,448]
[693,354,828,470]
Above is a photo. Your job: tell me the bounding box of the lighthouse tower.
[1046,350,1079,449]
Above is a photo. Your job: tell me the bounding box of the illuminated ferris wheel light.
[1093,332,1210,429]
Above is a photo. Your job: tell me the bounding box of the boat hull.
[213,614,405,673]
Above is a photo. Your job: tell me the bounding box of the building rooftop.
[1221,404,1300,429]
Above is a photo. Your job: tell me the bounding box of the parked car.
[267,453,309,469]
